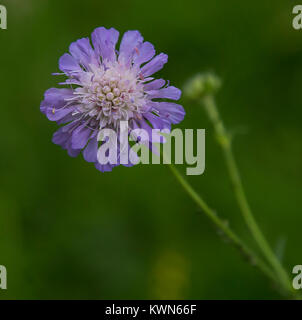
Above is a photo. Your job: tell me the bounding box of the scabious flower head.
[40,27,185,171]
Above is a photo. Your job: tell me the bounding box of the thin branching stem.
[167,163,278,287]
[201,94,294,296]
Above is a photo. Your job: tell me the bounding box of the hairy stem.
[167,163,277,286]
[201,95,294,295]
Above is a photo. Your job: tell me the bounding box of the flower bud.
[184,73,221,100]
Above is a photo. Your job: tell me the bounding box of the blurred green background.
[0,0,301,299]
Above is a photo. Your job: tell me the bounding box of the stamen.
[69,61,148,131]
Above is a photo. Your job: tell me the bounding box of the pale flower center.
[72,61,148,129]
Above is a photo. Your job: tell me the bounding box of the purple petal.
[41,88,74,120]
[62,120,80,133]
[95,163,114,172]
[147,86,181,100]
[52,127,70,148]
[46,107,73,121]
[91,27,119,63]
[52,126,82,160]
[133,41,155,66]
[69,37,98,69]
[83,136,98,163]
[143,112,171,130]
[56,113,77,125]
[156,102,185,124]
[59,53,82,75]
[71,124,92,149]
[118,30,143,65]
[66,140,81,158]
[40,88,73,112]
[143,79,166,91]
[141,53,168,77]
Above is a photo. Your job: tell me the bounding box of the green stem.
[201,95,293,294]
[167,163,276,285]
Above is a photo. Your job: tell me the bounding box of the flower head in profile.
[40,27,185,171]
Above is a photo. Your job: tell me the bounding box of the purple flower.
[40,27,185,172]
